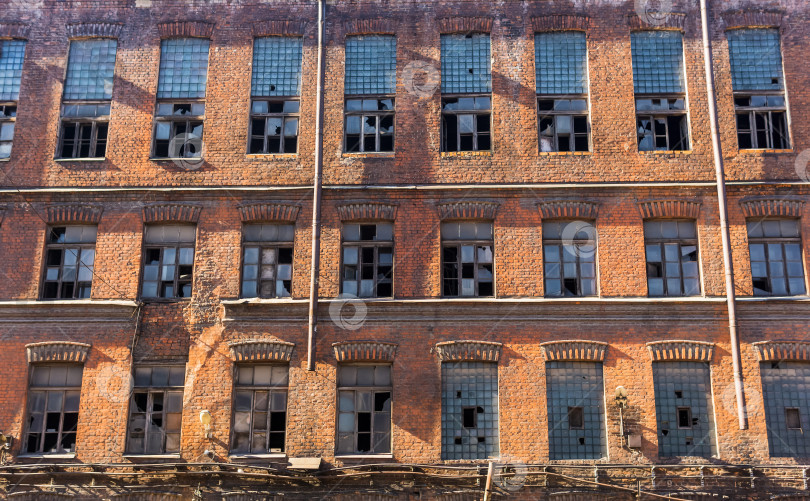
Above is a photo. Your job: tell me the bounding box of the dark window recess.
[126,366,185,455]
[231,365,289,454]
[141,225,196,299]
[636,98,690,151]
[644,220,701,297]
[24,365,83,454]
[441,96,491,152]
[152,102,204,159]
[41,226,97,300]
[337,365,392,455]
[677,407,693,429]
[58,103,110,159]
[241,224,294,298]
[344,98,394,153]
[734,95,790,150]
[249,99,299,154]
[538,98,590,152]
[442,221,494,297]
[0,104,17,159]
[462,407,477,428]
[785,407,801,430]
[568,406,584,430]
[341,223,393,298]
[747,219,806,297]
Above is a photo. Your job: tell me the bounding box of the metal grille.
[761,362,810,457]
[157,38,210,99]
[0,40,26,101]
[345,35,396,95]
[535,32,588,95]
[441,34,491,94]
[631,31,685,94]
[546,361,606,459]
[727,29,784,91]
[441,361,499,459]
[252,37,303,97]
[63,39,117,100]
[652,362,717,458]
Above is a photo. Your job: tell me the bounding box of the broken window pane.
[157,38,210,99]
[0,40,26,101]
[631,31,685,94]
[441,34,491,94]
[442,362,499,460]
[337,365,392,455]
[24,365,84,455]
[535,32,587,95]
[230,364,288,454]
[241,224,294,298]
[747,219,805,296]
[643,220,701,297]
[63,39,117,101]
[252,37,303,97]
[142,225,196,300]
[126,366,185,455]
[728,29,784,92]
[341,223,393,298]
[41,226,97,300]
[442,222,494,297]
[344,98,395,153]
[345,35,396,95]
[442,97,491,152]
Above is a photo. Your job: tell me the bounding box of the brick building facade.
[0,0,808,499]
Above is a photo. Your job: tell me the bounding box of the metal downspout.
[307,0,326,371]
[699,0,747,429]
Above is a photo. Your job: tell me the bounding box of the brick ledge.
[0,23,30,39]
[67,23,123,39]
[722,10,784,30]
[47,204,103,224]
[252,20,307,37]
[753,341,810,362]
[229,340,295,362]
[158,21,214,39]
[343,19,394,35]
[435,340,502,362]
[26,341,91,364]
[142,204,201,224]
[646,340,714,362]
[532,15,589,32]
[238,203,300,223]
[337,202,397,221]
[627,12,687,30]
[538,200,598,220]
[437,201,499,221]
[540,340,607,362]
[332,341,398,362]
[637,200,701,219]
[739,197,804,218]
[437,17,492,34]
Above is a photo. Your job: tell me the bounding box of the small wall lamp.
[199,410,212,439]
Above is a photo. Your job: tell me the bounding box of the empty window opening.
[677,407,692,429]
[0,40,26,159]
[568,406,584,429]
[786,408,802,430]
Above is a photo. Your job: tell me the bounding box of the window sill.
[335,454,394,460]
[123,454,181,459]
[229,453,288,460]
[538,151,591,156]
[140,298,193,304]
[342,152,395,158]
[245,154,297,161]
[638,150,692,155]
[149,157,204,162]
[17,453,76,459]
[738,295,810,301]
[737,148,794,155]
[441,151,492,158]
[54,157,106,162]
[0,158,10,162]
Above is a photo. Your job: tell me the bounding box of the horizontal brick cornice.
[142,204,201,224]
[67,23,123,39]
[627,12,687,31]
[753,341,810,362]
[435,340,502,362]
[646,340,714,362]
[229,340,295,363]
[740,197,804,218]
[26,341,91,364]
[343,19,394,35]
[437,17,492,34]
[532,15,590,32]
[637,200,701,219]
[540,340,608,362]
[333,341,398,362]
[538,200,598,220]
[0,23,30,39]
[238,203,300,223]
[723,10,784,30]
[437,201,498,221]
[252,20,307,37]
[158,21,214,39]
[337,202,397,221]
[47,205,103,224]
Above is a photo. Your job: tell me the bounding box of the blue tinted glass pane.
[157,38,210,99]
[252,37,303,97]
[535,32,587,94]
[631,31,685,94]
[64,39,117,101]
[441,34,491,94]
[0,40,26,101]
[345,35,396,95]
[727,29,784,91]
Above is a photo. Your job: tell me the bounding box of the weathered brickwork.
[0,0,809,499]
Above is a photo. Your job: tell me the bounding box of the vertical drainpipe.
[699,0,748,429]
[307,0,326,371]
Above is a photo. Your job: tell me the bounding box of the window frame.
[733,91,791,150]
[125,365,185,456]
[537,95,591,153]
[140,225,196,301]
[0,102,17,159]
[340,222,394,299]
[23,364,83,455]
[229,364,289,454]
[542,220,598,298]
[343,96,395,153]
[336,364,393,456]
[247,98,300,155]
[644,219,701,297]
[441,221,495,298]
[747,219,806,297]
[635,94,691,152]
[40,225,97,300]
[440,94,492,153]
[239,224,294,299]
[151,100,205,159]
[56,101,111,160]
